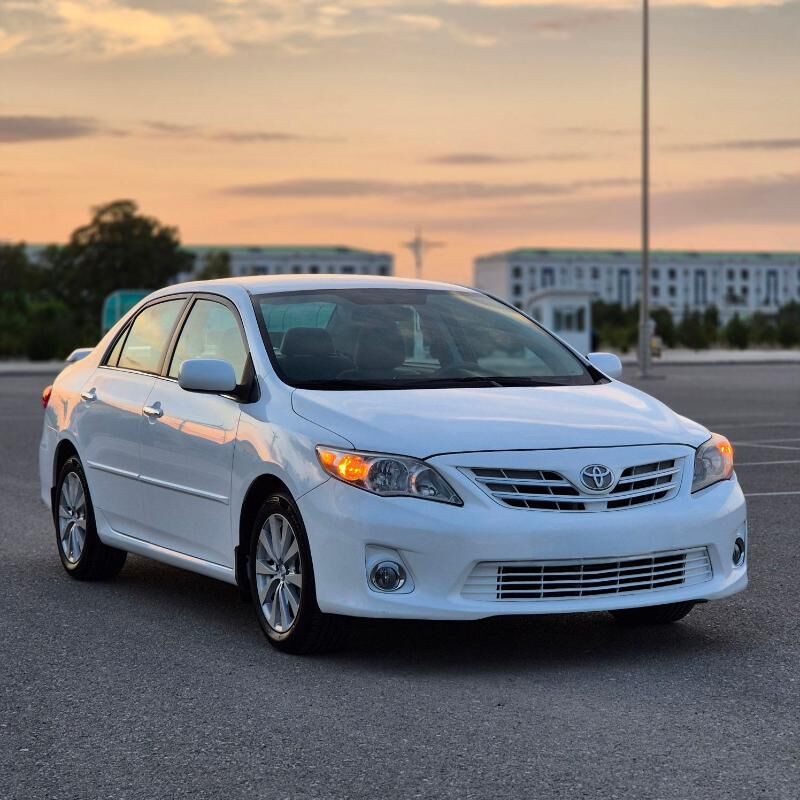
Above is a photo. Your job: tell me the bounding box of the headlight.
[316,446,462,505]
[692,433,734,493]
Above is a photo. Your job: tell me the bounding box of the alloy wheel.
[255,513,303,633]
[58,472,87,564]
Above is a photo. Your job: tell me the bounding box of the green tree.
[46,200,195,343]
[678,309,710,350]
[703,305,720,345]
[748,312,778,345]
[776,301,800,347]
[724,314,749,349]
[650,307,676,348]
[197,249,232,281]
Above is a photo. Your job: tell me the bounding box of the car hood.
[291,382,709,457]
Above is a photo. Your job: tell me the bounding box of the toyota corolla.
[39,276,747,653]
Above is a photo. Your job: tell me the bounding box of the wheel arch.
[52,437,80,499]
[236,473,294,593]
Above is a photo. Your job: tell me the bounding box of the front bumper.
[298,446,748,620]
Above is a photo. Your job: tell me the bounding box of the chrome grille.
[462,547,713,601]
[466,458,682,512]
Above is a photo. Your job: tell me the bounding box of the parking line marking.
[733,443,800,451]
[736,459,800,466]
[707,422,800,429]
[745,491,800,497]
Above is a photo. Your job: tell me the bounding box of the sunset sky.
[1,0,798,281]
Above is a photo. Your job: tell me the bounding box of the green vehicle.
[101,290,149,334]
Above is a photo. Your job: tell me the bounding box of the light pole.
[401,227,444,280]
[637,0,652,378]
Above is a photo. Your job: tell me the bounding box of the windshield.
[255,288,597,390]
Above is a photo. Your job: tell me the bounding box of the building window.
[512,283,522,297]
[652,285,660,298]
[668,269,676,281]
[542,267,555,288]
[512,266,522,279]
[292,265,302,274]
[694,270,708,305]
[668,285,676,298]
[576,267,583,280]
[727,269,735,281]
[741,269,749,280]
[341,265,355,274]
[309,265,319,274]
[379,264,389,276]
[591,267,600,281]
[652,268,660,280]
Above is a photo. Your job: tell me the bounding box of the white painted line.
[733,443,800,451]
[745,491,800,497]
[736,459,800,466]
[708,421,800,429]
[735,437,800,444]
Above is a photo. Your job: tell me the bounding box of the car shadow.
[43,553,750,674]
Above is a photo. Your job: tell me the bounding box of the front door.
[138,297,249,566]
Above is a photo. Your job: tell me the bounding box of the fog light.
[732,537,746,567]
[369,561,406,592]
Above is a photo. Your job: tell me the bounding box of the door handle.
[80,388,97,403]
[142,403,163,420]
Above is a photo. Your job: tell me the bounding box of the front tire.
[248,493,344,654]
[54,456,127,580]
[610,601,696,625]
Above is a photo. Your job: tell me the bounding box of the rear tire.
[610,601,696,625]
[54,456,127,580]
[248,492,345,654]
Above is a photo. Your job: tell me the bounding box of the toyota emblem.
[580,464,614,491]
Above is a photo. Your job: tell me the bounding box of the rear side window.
[117,299,185,374]
[168,299,248,383]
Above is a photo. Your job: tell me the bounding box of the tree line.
[593,299,800,352]
[0,200,231,360]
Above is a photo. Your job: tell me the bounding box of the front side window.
[168,299,248,382]
[116,299,185,374]
[255,288,596,390]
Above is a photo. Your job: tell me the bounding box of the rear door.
[75,297,187,536]
[138,296,249,566]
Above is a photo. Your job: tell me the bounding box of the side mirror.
[587,352,623,379]
[65,347,94,364]
[178,359,237,394]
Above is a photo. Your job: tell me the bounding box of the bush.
[724,315,749,349]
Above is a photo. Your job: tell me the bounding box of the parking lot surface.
[1,364,798,799]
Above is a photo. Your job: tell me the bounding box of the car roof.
[157,274,472,298]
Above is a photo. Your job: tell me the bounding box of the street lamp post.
[638,0,652,378]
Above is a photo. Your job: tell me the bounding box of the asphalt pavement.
[1,364,798,799]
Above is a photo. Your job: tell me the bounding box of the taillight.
[42,385,53,410]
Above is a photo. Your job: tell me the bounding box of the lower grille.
[462,547,712,601]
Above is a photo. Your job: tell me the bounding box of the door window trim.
[160,292,258,403]
[163,293,250,382]
[100,295,190,376]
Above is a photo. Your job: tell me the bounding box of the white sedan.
[39,276,747,653]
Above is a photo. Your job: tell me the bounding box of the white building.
[475,248,800,324]
[528,289,593,354]
[190,245,393,279]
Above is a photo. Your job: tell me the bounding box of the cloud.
[53,0,230,56]
[0,114,106,143]
[428,152,530,165]
[670,137,800,152]
[143,120,338,144]
[428,151,589,165]
[223,176,637,201]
